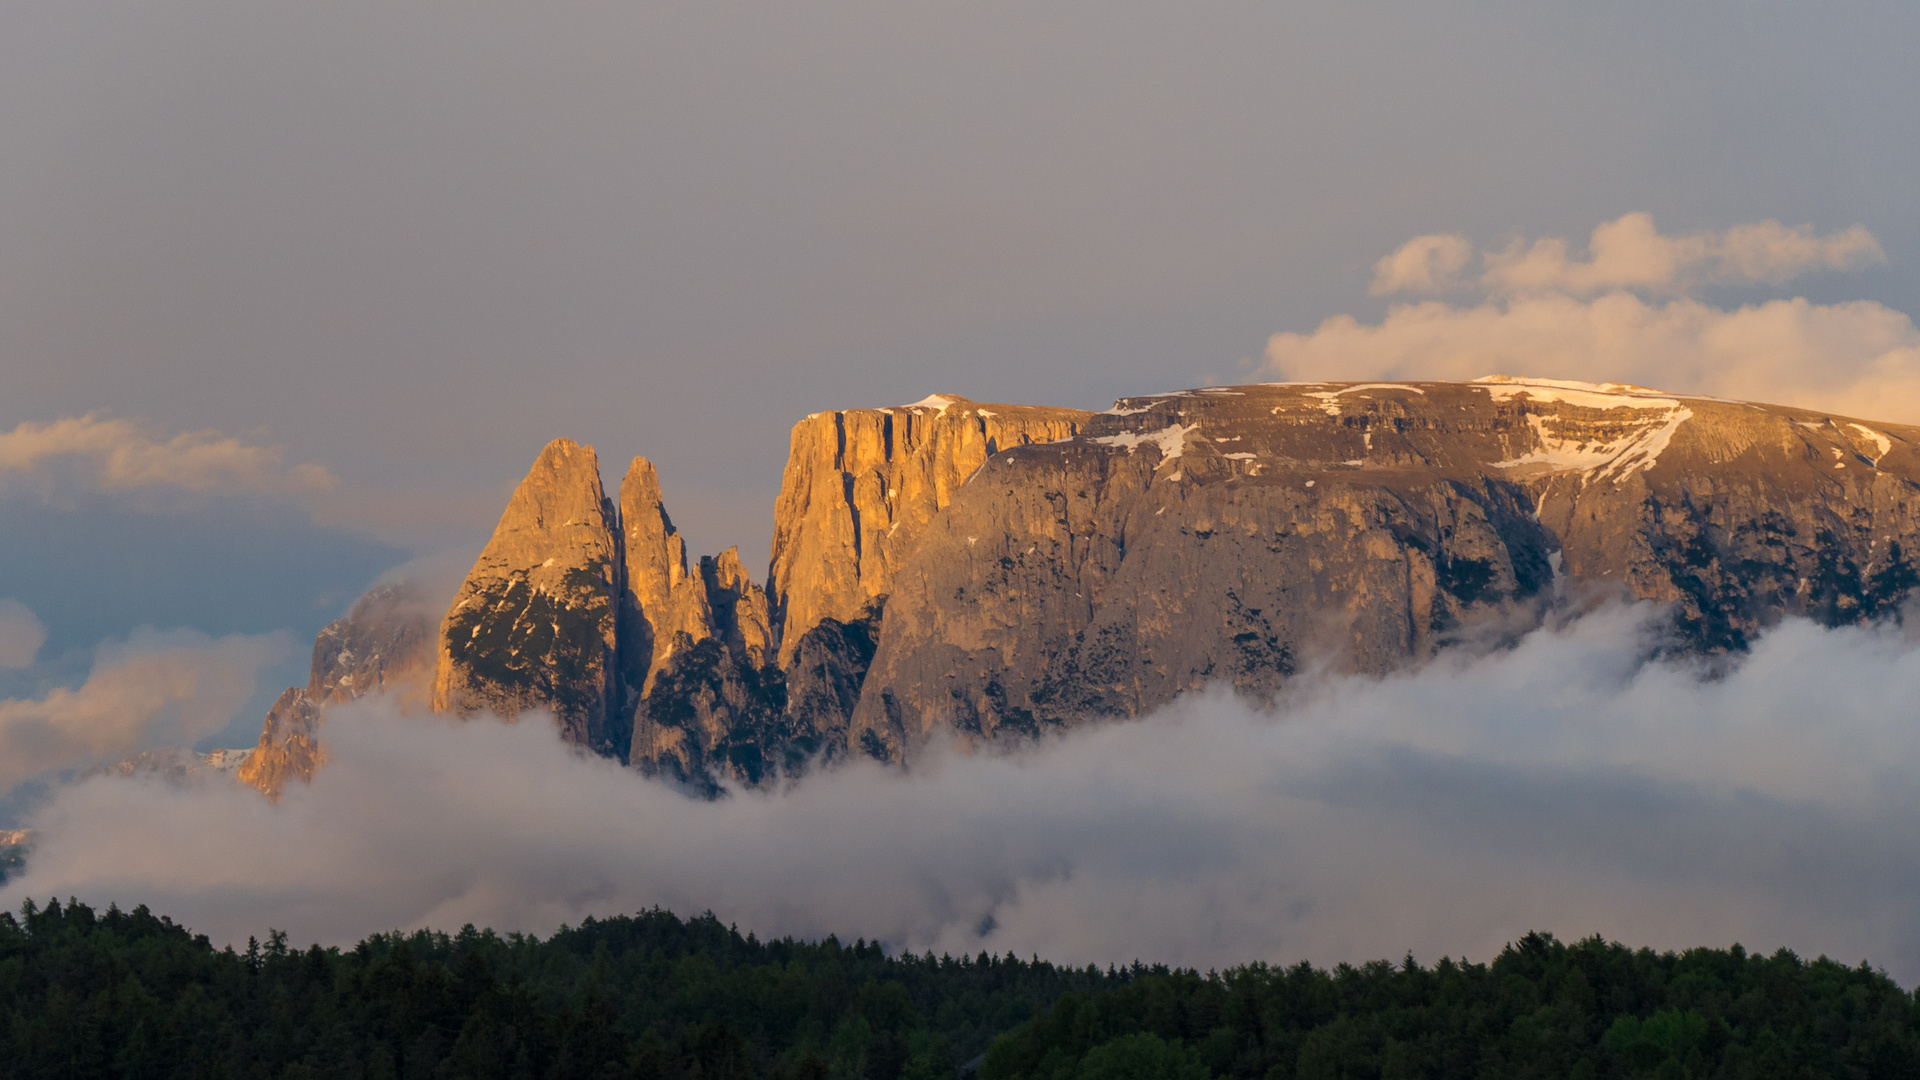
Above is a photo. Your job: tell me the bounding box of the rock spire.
[432,438,626,756]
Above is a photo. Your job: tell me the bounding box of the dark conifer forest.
[3,898,1917,1079]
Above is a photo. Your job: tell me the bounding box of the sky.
[3,3,1916,560]
[2,2,1920,965]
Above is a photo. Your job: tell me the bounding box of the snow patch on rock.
[1850,423,1893,463]
[1304,383,1429,416]
[1496,408,1693,483]
[1092,423,1202,462]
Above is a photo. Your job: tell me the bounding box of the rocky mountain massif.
[246,379,1920,794]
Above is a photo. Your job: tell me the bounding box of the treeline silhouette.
[3,899,1917,1079]
[979,932,1920,1080]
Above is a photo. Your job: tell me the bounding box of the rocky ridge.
[848,379,1920,752]
[88,748,257,783]
[419,395,1085,787]
[269,378,1920,790]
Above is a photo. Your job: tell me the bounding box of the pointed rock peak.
[432,436,624,753]
[532,437,600,477]
[699,545,773,672]
[620,456,681,544]
[488,437,614,549]
[621,455,662,504]
[706,546,751,592]
[620,455,717,695]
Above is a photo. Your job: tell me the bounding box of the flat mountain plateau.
[240,378,1920,794]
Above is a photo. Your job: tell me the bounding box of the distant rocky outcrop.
[309,584,434,707]
[87,748,256,783]
[240,582,436,800]
[236,689,322,800]
[285,379,1920,788]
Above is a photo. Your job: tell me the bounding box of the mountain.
[259,378,1920,789]
[849,378,1920,753]
[239,582,435,799]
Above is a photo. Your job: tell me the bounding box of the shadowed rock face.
[433,438,625,756]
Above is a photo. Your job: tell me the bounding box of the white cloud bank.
[13,605,1920,983]
[0,629,289,790]
[1271,214,1920,424]
[0,414,336,494]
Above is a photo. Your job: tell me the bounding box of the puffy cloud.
[1267,214,1917,422]
[1374,213,1884,298]
[1263,292,1920,423]
[0,629,289,790]
[14,607,1920,982]
[1369,233,1474,295]
[0,414,336,494]
[0,601,46,669]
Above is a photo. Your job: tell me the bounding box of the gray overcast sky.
[2,1,1917,597]
[6,3,1920,952]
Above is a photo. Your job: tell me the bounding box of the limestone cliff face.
[433,438,626,756]
[848,380,1920,755]
[767,395,1089,665]
[239,582,436,799]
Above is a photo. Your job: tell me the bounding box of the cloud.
[1369,234,1474,296]
[14,606,1920,983]
[0,629,290,791]
[1268,214,1917,423]
[1263,292,1920,422]
[0,601,46,669]
[1375,213,1883,298]
[0,414,336,495]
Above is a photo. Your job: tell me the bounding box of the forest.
[2,897,1917,1079]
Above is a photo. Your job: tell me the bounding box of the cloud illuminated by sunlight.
[1275,214,1918,423]
[0,414,336,495]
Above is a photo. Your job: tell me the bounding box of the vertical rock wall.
[766,396,1090,665]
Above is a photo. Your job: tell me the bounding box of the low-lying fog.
[10,601,1920,982]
